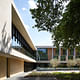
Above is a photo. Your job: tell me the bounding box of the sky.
[14,0,53,46]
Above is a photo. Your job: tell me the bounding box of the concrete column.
[36,50,40,61]
[61,48,63,56]
[73,48,76,60]
[36,51,38,60]
[53,48,56,56]
[52,47,53,59]
[66,49,68,61]
[59,47,61,61]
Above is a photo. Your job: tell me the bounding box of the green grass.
[25,72,80,80]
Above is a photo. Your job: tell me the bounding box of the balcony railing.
[39,57,48,61]
[60,56,66,61]
[68,55,73,60]
[53,56,59,59]
[76,55,80,59]
[12,46,35,59]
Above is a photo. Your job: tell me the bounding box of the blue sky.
[14,0,53,46]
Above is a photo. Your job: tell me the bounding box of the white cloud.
[22,8,27,11]
[28,0,37,9]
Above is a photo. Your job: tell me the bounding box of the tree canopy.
[30,0,80,48]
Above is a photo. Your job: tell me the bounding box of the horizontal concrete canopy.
[37,61,50,63]
[12,3,37,51]
[36,46,56,48]
[10,48,36,63]
[0,48,36,63]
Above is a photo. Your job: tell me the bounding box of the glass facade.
[37,48,48,60]
[63,48,67,56]
[12,24,36,59]
[55,48,59,56]
[70,48,74,55]
[38,48,47,54]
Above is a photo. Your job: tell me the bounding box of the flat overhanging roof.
[12,3,37,51]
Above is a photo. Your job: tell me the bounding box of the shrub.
[76,58,80,67]
[50,59,59,68]
[67,60,76,67]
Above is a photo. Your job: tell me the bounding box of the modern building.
[0,0,37,79]
[36,46,80,67]
[1,0,80,79]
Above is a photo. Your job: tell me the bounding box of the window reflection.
[38,48,47,54]
[70,48,74,55]
[63,48,67,56]
[55,48,59,56]
[37,48,48,60]
[12,24,36,59]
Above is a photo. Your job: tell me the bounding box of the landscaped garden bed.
[37,67,79,71]
[25,72,80,80]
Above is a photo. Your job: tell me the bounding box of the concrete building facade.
[0,0,36,79]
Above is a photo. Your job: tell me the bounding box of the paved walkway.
[6,71,33,80]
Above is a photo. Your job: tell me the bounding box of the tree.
[30,0,80,48]
[50,59,59,68]
[52,0,80,48]
[30,0,67,31]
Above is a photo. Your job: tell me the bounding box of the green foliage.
[30,0,80,48]
[30,0,67,31]
[52,0,80,48]
[50,59,59,68]
[67,60,76,67]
